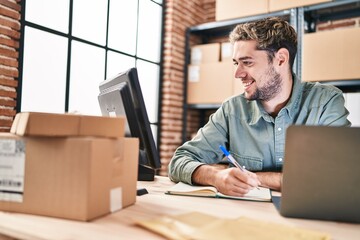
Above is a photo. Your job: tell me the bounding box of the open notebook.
[166,182,271,202]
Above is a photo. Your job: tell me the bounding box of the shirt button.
[279,158,283,162]
[277,127,282,131]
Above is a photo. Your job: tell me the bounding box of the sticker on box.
[0,139,26,202]
[110,187,123,212]
[191,48,202,65]
[188,65,200,82]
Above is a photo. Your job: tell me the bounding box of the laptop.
[274,125,360,223]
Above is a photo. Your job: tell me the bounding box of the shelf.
[319,80,360,93]
[188,10,292,37]
[182,0,360,143]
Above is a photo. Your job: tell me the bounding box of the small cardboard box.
[269,0,331,12]
[0,133,138,221]
[302,27,360,81]
[11,112,125,138]
[191,43,220,65]
[216,0,268,21]
[187,62,235,104]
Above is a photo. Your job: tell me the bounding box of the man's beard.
[246,65,282,102]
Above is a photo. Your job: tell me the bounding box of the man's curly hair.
[229,17,297,71]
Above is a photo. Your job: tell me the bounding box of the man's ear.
[275,48,290,67]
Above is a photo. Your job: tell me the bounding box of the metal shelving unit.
[182,0,360,143]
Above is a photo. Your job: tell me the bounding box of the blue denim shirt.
[168,78,351,184]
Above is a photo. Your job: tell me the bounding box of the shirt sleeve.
[168,104,230,184]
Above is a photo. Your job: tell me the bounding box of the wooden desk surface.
[0,176,359,240]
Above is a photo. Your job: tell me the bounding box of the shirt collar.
[248,74,303,125]
[283,75,303,119]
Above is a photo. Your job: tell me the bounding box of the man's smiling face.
[232,40,283,102]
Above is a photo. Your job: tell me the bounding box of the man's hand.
[191,164,261,197]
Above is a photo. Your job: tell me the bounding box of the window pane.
[72,0,108,45]
[21,27,68,113]
[151,125,158,145]
[136,60,159,124]
[69,41,105,115]
[108,0,138,55]
[25,0,69,33]
[106,51,136,79]
[137,0,162,62]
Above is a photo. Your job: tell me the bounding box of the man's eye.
[243,61,252,66]
[233,62,238,66]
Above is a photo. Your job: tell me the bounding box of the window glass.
[25,0,69,33]
[106,51,136,79]
[136,59,159,124]
[108,0,138,55]
[137,0,162,62]
[72,0,108,45]
[21,27,68,113]
[68,41,105,115]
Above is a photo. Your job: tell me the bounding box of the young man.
[168,17,351,196]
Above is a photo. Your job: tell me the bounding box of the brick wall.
[0,0,20,132]
[159,0,215,176]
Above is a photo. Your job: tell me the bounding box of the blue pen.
[219,145,245,171]
[219,145,261,189]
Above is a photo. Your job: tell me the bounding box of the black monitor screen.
[98,68,161,181]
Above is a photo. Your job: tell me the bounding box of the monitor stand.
[138,164,155,181]
[136,164,155,196]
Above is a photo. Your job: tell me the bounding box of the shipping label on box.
[0,139,26,202]
[221,42,233,62]
[188,65,200,82]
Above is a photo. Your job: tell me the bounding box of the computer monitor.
[98,68,161,181]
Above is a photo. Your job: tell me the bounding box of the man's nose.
[235,65,247,79]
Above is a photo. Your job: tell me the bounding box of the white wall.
[344,92,360,127]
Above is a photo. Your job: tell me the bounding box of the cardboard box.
[269,0,331,12]
[216,0,268,21]
[221,42,233,62]
[191,43,220,65]
[11,112,125,138]
[187,62,235,104]
[0,133,138,221]
[302,27,360,81]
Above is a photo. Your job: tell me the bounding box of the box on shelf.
[0,133,139,221]
[187,62,235,104]
[269,0,331,12]
[216,0,268,21]
[191,43,220,65]
[302,27,360,82]
[11,112,125,138]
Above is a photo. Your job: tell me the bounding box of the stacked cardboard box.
[215,0,332,22]
[216,0,268,21]
[187,42,243,105]
[0,112,139,221]
[302,27,360,82]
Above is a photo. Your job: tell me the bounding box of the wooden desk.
[0,176,358,240]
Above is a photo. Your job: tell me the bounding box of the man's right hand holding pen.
[191,145,262,197]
